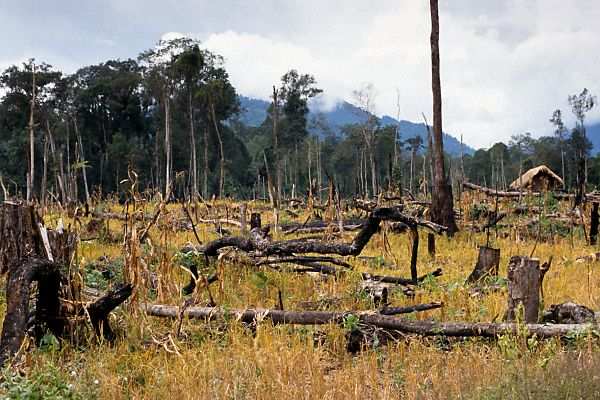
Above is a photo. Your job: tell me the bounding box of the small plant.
[342,314,361,332]
[0,364,90,400]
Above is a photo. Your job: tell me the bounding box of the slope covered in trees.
[0,38,598,203]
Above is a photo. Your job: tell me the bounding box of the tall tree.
[352,83,378,197]
[568,88,595,201]
[174,43,205,198]
[429,0,458,234]
[139,39,186,197]
[550,109,567,188]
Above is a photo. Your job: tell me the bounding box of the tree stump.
[506,256,542,323]
[590,202,599,246]
[0,202,77,365]
[0,202,132,367]
[466,246,500,284]
[427,233,436,258]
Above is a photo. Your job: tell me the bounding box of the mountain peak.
[237,95,475,156]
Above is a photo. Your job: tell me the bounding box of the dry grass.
[2,195,600,399]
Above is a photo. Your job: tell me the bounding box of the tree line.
[0,38,597,204]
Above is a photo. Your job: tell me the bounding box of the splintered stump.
[466,246,500,284]
[0,202,74,365]
[0,202,130,367]
[506,256,543,323]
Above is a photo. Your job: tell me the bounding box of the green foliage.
[342,314,360,332]
[0,364,91,400]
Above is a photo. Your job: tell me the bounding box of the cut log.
[466,246,500,284]
[143,304,599,339]
[506,256,542,323]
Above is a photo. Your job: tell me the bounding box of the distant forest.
[0,38,598,203]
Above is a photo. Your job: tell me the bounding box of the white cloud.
[187,1,600,148]
[3,0,600,149]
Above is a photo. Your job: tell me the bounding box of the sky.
[1,0,600,148]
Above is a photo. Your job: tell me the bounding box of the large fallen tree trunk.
[143,304,599,339]
[198,207,446,258]
[463,182,572,199]
[181,207,445,292]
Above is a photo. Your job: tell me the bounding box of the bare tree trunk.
[45,121,67,205]
[27,62,36,203]
[73,118,90,204]
[429,0,458,235]
[272,87,282,204]
[210,102,225,198]
[41,136,48,206]
[188,92,198,198]
[203,126,209,198]
[369,146,377,198]
[164,96,171,198]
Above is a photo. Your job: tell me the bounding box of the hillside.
[238,96,475,156]
[587,122,600,154]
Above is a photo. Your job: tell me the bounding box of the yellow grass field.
[2,194,600,399]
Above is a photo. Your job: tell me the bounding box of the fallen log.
[143,304,600,338]
[199,207,446,258]
[379,302,443,315]
[463,181,600,202]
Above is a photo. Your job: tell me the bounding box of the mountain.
[237,96,475,156]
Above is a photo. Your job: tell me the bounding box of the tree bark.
[429,0,458,235]
[506,256,542,323]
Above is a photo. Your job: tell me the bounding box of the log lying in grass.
[198,207,446,258]
[280,219,367,235]
[181,207,446,291]
[462,181,600,202]
[143,304,599,339]
[379,302,443,315]
[576,252,600,263]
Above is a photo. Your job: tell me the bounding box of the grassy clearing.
[2,196,600,399]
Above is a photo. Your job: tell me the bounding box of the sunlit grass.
[2,197,600,399]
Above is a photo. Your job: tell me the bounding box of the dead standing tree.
[429,0,458,235]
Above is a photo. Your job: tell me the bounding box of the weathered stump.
[590,202,599,246]
[506,256,542,323]
[466,246,500,284]
[427,233,436,258]
[0,202,76,365]
[0,202,130,366]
